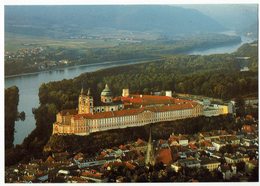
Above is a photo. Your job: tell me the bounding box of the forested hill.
[5,5,225,37]
[235,41,258,70]
[38,42,258,111]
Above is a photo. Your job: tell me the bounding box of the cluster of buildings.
[5,47,44,61]
[5,47,72,72]
[5,121,258,183]
[53,84,232,136]
[6,46,44,56]
[170,126,258,181]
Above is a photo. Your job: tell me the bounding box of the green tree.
[5,86,19,149]
[39,83,49,104]
[236,161,245,172]
[249,166,259,182]
[235,96,246,117]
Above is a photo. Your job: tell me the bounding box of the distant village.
[5,47,73,74]
[5,115,258,183]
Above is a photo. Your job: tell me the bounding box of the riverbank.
[5,57,160,79]
[187,35,256,55]
[5,33,246,78]
[5,57,161,145]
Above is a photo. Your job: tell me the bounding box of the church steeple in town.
[145,126,155,166]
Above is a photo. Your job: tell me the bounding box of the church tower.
[78,87,93,114]
[101,84,113,103]
[145,127,155,166]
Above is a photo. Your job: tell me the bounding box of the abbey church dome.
[101,84,112,97]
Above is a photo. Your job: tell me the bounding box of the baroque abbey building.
[52,84,229,136]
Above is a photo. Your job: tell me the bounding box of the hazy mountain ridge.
[179,4,258,37]
[5,5,226,38]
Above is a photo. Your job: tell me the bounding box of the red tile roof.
[201,140,213,147]
[108,161,123,167]
[81,171,102,179]
[45,156,55,163]
[245,115,253,120]
[121,94,174,104]
[73,102,198,120]
[168,135,179,143]
[118,94,193,106]
[100,151,107,156]
[119,144,127,150]
[242,125,254,133]
[157,148,173,165]
[136,138,146,146]
[188,143,197,150]
[159,139,167,145]
[125,161,136,170]
[74,153,84,160]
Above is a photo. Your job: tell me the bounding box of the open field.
[5,34,121,52]
[5,28,163,52]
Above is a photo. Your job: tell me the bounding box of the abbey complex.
[53,84,232,136]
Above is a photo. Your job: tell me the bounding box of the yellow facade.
[202,162,221,171]
[53,104,203,136]
[52,87,229,136]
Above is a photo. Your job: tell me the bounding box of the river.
[5,35,255,145]
[5,58,157,145]
[187,35,255,55]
